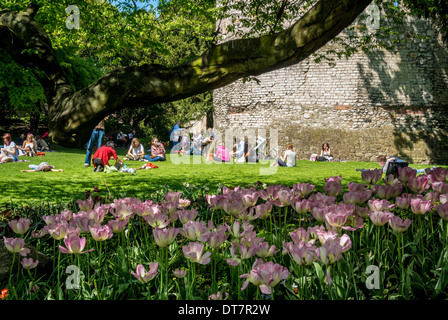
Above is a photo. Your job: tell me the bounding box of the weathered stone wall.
[213,6,448,164]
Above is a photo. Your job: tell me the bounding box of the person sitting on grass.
[21,162,64,172]
[144,137,166,162]
[0,133,19,163]
[18,133,37,157]
[35,135,50,152]
[92,141,120,172]
[277,143,296,167]
[209,141,230,162]
[320,142,334,161]
[376,155,426,175]
[124,137,145,161]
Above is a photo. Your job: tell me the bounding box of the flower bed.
[2,167,448,300]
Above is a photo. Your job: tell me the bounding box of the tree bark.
[0,0,373,147]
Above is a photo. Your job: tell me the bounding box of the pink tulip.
[131,263,159,284]
[432,181,448,194]
[368,199,396,212]
[110,199,134,221]
[8,218,31,235]
[398,167,417,185]
[89,223,113,242]
[435,202,448,221]
[153,227,179,248]
[230,242,259,260]
[254,202,273,219]
[21,258,39,269]
[178,198,191,208]
[361,169,383,186]
[440,194,448,204]
[255,242,279,258]
[410,198,432,215]
[107,219,129,233]
[428,167,448,182]
[204,230,228,249]
[290,228,311,243]
[173,269,187,278]
[325,211,349,229]
[240,190,260,207]
[309,192,336,207]
[355,205,370,218]
[323,181,342,197]
[292,198,312,215]
[225,220,253,242]
[182,242,211,265]
[422,191,440,205]
[58,232,94,254]
[48,222,72,240]
[319,239,343,266]
[408,175,430,194]
[179,221,208,241]
[325,175,342,184]
[348,182,368,192]
[373,184,394,200]
[69,214,93,234]
[274,188,294,207]
[284,241,319,266]
[388,215,413,233]
[343,190,372,205]
[395,194,412,210]
[369,211,393,226]
[240,258,289,295]
[143,212,172,229]
[77,198,94,211]
[177,210,199,224]
[383,174,399,187]
[221,197,248,217]
[258,185,280,201]
[312,207,327,223]
[3,237,30,256]
[293,183,315,197]
[240,231,265,249]
[87,205,109,224]
[209,291,229,300]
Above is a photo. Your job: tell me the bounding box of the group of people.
[0,132,51,163]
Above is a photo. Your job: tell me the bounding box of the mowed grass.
[0,146,433,206]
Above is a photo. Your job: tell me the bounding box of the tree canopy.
[0,0,446,146]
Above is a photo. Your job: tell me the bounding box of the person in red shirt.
[92,141,120,172]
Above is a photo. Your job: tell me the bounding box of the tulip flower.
[312,207,327,223]
[290,228,311,243]
[178,198,191,208]
[284,241,319,266]
[1,289,8,300]
[177,210,199,224]
[180,221,208,241]
[164,191,182,204]
[225,220,254,242]
[204,230,228,249]
[323,181,342,197]
[348,182,368,192]
[325,175,342,184]
[343,190,372,205]
[153,227,179,248]
[368,199,396,212]
[143,212,172,229]
[209,291,229,300]
[221,197,248,217]
[69,215,92,234]
[398,166,417,185]
[58,232,94,254]
[173,269,187,278]
[293,183,315,197]
[361,169,383,186]
[369,211,393,226]
[107,219,129,233]
[131,263,159,284]
[255,202,273,219]
[410,198,432,215]
[110,199,134,221]
[435,202,448,221]
[21,257,39,269]
[182,242,211,265]
[77,197,94,211]
[89,223,113,242]
[273,188,294,207]
[355,205,370,218]
[3,237,30,256]
[240,190,260,207]
[373,184,394,200]
[255,242,279,258]
[240,258,289,295]
[388,216,413,233]
[395,195,412,210]
[292,198,312,215]
[8,218,31,235]
[383,174,399,187]
[48,222,72,240]
[408,175,430,194]
[432,181,448,194]
[309,192,336,206]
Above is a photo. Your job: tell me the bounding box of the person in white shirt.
[0,133,18,163]
[124,138,145,160]
[277,143,296,167]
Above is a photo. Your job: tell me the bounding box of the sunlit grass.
[0,145,432,206]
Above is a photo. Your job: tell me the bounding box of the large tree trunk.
[0,0,373,147]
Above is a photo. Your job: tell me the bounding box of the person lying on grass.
[21,162,63,172]
[91,141,121,172]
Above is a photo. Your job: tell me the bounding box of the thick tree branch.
[0,0,373,147]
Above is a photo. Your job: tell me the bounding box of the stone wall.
[213,6,448,164]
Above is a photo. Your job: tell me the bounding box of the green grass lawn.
[0,146,433,206]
